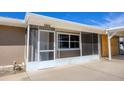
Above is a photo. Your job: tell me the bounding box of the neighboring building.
[0,13,123,71]
[119,37,124,55]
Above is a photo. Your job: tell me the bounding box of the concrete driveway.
[0,56,124,81]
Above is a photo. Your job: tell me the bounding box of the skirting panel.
[27,55,99,71]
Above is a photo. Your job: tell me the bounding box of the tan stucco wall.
[101,35,119,57]
[0,25,25,65]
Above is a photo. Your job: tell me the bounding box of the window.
[70,35,79,41]
[58,33,80,49]
[58,34,69,48]
[58,34,69,41]
[70,35,79,48]
[70,42,79,48]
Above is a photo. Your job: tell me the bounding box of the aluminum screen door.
[38,30,55,61]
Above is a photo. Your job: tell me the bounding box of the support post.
[98,34,101,60]
[80,32,82,56]
[37,27,40,62]
[26,25,30,67]
[108,35,112,60]
[54,31,56,60]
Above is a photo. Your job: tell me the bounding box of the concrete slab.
[0,72,30,81]
[27,60,124,81]
[0,56,124,81]
[83,59,124,79]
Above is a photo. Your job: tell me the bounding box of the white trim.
[57,31,60,58]
[39,50,54,52]
[26,25,30,64]
[80,32,82,56]
[57,32,80,36]
[54,31,56,60]
[24,31,27,67]
[108,35,112,60]
[31,31,34,61]
[98,34,101,59]
[107,26,124,31]
[38,29,55,33]
[57,48,80,51]
[109,32,117,38]
[37,26,40,61]
[107,27,124,37]
[55,31,58,59]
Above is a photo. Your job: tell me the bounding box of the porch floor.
[0,55,124,81]
[112,55,124,60]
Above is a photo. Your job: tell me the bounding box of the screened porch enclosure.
[81,32,98,55]
[29,26,55,62]
[28,25,99,62]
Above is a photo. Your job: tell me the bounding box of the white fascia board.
[106,26,124,37]
[107,26,124,30]
[0,16,26,27]
[107,26,124,32]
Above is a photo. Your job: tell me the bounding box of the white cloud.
[90,19,104,27]
[90,13,124,28]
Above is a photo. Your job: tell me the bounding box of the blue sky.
[0,12,124,28]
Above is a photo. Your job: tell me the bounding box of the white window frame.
[57,32,80,51]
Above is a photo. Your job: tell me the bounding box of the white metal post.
[31,31,34,61]
[26,25,30,65]
[54,31,56,60]
[37,27,40,62]
[98,34,101,59]
[80,32,82,56]
[108,35,112,60]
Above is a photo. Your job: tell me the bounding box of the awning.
[25,13,106,34]
[107,26,124,37]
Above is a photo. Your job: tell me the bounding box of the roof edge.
[0,16,26,27]
[25,12,105,31]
